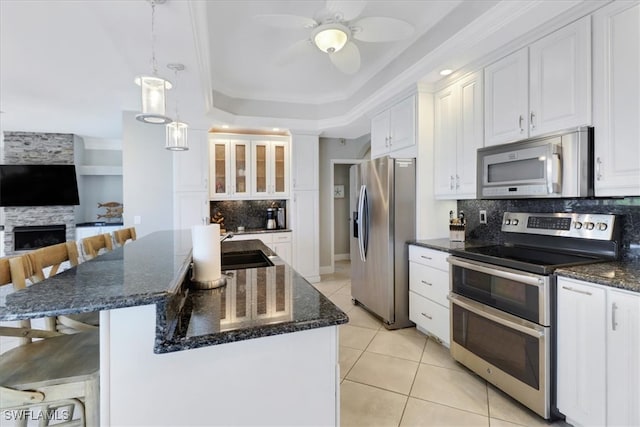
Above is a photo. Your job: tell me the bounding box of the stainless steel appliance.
[477,127,593,199]
[276,207,286,229]
[350,156,415,329]
[448,212,619,419]
[266,208,277,230]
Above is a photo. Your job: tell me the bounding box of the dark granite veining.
[556,260,640,293]
[0,231,348,354]
[408,238,493,253]
[210,200,287,231]
[458,197,640,260]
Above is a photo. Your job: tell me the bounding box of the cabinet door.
[556,278,606,427]
[291,134,319,191]
[529,16,591,136]
[371,110,390,159]
[434,85,458,198]
[291,191,319,282]
[209,141,231,198]
[270,141,289,197]
[593,2,640,197]
[389,95,415,152]
[270,242,292,265]
[484,48,529,146]
[230,141,251,197]
[251,141,270,196]
[607,288,640,427]
[456,71,483,199]
[174,191,209,231]
[174,129,208,192]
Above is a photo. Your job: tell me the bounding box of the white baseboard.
[334,253,350,261]
[319,266,334,275]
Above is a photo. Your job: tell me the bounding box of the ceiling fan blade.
[274,39,315,67]
[253,14,318,30]
[325,0,367,21]
[329,41,361,74]
[352,17,414,42]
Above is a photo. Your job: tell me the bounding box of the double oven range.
[448,212,620,419]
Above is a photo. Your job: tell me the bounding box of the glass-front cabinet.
[209,138,251,199]
[251,140,289,197]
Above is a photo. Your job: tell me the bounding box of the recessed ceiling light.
[221,125,229,129]
[272,127,280,131]
[440,69,453,76]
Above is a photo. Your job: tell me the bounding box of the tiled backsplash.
[210,200,286,231]
[458,197,640,260]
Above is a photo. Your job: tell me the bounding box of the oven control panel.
[501,212,616,240]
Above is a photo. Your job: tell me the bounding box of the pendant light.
[135,0,172,124]
[165,63,189,151]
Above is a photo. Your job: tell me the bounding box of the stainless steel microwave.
[477,127,593,199]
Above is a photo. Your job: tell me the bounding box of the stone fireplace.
[13,224,66,251]
[1,132,77,255]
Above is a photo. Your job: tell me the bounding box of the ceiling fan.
[254,0,414,74]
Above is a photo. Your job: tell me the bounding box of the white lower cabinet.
[408,245,450,346]
[557,277,640,427]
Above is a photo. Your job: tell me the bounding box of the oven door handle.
[449,293,545,338]
[448,257,544,287]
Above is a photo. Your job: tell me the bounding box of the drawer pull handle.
[612,302,618,331]
[562,286,592,296]
[421,312,432,320]
[420,256,432,260]
[421,280,432,286]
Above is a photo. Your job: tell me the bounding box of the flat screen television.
[0,164,80,207]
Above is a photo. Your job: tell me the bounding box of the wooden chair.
[81,233,113,261]
[113,227,137,246]
[26,242,98,334]
[0,255,100,426]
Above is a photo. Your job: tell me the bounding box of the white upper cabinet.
[485,17,591,146]
[371,95,417,158]
[593,1,640,197]
[251,140,289,198]
[434,71,483,199]
[291,134,319,191]
[174,129,209,193]
[209,138,251,199]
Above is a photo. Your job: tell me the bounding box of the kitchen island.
[0,230,348,426]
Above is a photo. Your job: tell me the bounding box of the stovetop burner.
[449,245,602,275]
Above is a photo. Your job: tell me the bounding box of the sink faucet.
[220,232,234,243]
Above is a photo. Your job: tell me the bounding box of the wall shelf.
[77,166,123,176]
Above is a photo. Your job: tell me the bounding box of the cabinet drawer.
[409,291,450,346]
[231,233,272,244]
[409,245,449,271]
[271,232,292,243]
[409,262,449,306]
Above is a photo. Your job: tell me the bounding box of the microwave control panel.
[502,212,616,240]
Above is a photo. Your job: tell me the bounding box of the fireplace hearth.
[14,225,66,251]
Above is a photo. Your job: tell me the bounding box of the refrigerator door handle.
[358,184,368,262]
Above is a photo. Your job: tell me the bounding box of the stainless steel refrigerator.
[350,156,415,330]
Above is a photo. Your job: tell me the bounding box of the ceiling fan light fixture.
[313,24,349,53]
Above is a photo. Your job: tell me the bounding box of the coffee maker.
[266,208,277,230]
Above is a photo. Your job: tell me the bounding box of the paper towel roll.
[191,224,221,283]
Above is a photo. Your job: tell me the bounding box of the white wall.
[333,164,350,257]
[319,135,369,270]
[122,111,174,237]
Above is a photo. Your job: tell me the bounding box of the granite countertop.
[556,260,640,293]
[230,228,292,235]
[408,238,493,252]
[0,231,348,353]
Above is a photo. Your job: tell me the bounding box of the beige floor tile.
[314,279,349,296]
[329,292,356,314]
[339,346,363,380]
[367,330,426,362]
[487,385,550,427]
[401,397,490,427]
[411,364,488,416]
[335,282,352,296]
[341,380,408,427]
[391,326,429,339]
[347,305,383,330]
[346,351,419,395]
[420,338,464,372]
[339,324,377,350]
[489,418,528,427]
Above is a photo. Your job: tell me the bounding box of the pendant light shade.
[165,63,189,151]
[166,120,189,151]
[135,0,172,124]
[135,75,172,124]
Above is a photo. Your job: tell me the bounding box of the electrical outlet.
[134,215,141,225]
[479,210,487,224]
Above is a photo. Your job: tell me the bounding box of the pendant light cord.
[150,0,158,76]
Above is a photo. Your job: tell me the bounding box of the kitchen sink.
[221,250,274,270]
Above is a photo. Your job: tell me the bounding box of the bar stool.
[113,227,137,247]
[81,233,113,261]
[0,255,100,426]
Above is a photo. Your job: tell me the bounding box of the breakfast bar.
[0,230,348,425]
